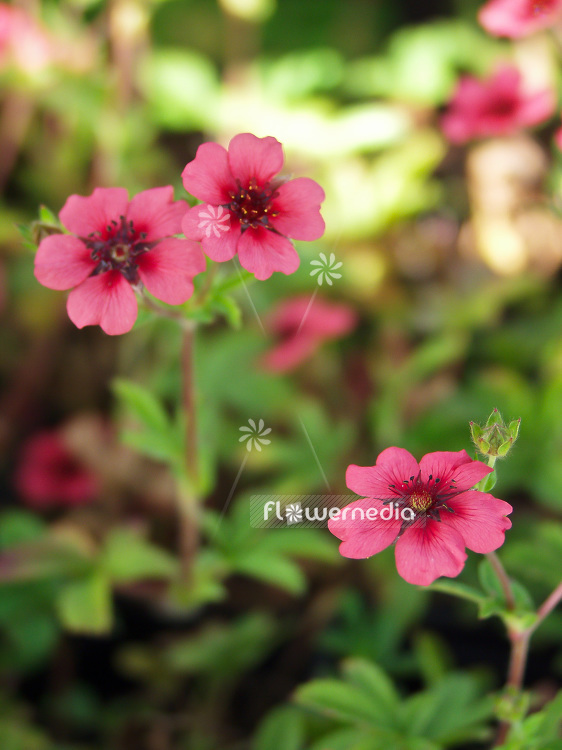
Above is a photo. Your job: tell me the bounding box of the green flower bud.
[470,410,521,459]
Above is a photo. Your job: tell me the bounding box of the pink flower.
[555,124,562,150]
[441,65,554,144]
[0,3,52,73]
[14,431,98,509]
[328,447,513,586]
[34,187,205,335]
[478,0,562,38]
[262,295,357,372]
[181,133,325,280]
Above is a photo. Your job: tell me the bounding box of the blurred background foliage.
[1,0,562,747]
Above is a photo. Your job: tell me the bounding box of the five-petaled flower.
[181,133,325,280]
[478,0,562,38]
[262,295,357,373]
[441,65,554,144]
[328,448,513,586]
[34,187,206,335]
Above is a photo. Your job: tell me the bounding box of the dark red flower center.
[84,216,155,283]
[487,93,519,118]
[386,473,460,533]
[228,178,279,230]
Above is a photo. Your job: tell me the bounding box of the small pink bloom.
[478,0,562,38]
[34,187,206,335]
[555,124,562,150]
[14,431,98,509]
[0,3,52,73]
[441,65,554,144]
[262,295,356,372]
[329,447,513,586]
[181,133,325,280]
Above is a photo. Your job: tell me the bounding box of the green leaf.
[253,706,306,750]
[0,511,45,550]
[113,378,170,435]
[429,579,486,605]
[342,659,401,718]
[295,678,394,728]
[234,552,307,595]
[102,528,178,583]
[478,559,506,600]
[56,572,112,635]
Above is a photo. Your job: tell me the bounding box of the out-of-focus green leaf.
[102,528,178,583]
[253,706,306,750]
[56,572,112,635]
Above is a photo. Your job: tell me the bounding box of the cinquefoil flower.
[329,447,512,586]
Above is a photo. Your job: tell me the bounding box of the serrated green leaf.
[342,659,401,719]
[295,678,393,728]
[56,572,112,635]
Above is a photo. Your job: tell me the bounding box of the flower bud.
[470,409,520,458]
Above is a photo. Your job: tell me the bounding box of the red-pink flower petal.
[478,0,562,38]
[67,271,138,335]
[181,142,237,204]
[237,226,299,280]
[59,187,129,237]
[328,498,402,558]
[126,186,187,240]
[395,520,467,586]
[270,177,326,240]
[137,238,206,305]
[346,448,420,499]
[34,235,96,290]
[182,203,232,244]
[556,125,562,150]
[227,133,284,187]
[15,431,98,508]
[261,334,319,372]
[440,490,513,553]
[419,450,491,492]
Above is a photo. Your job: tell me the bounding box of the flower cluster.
[329,448,513,586]
[34,134,325,334]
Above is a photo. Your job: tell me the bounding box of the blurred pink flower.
[14,431,98,509]
[441,66,554,144]
[34,187,205,335]
[0,3,52,73]
[261,295,357,372]
[329,447,512,586]
[181,133,325,280]
[478,0,562,38]
[555,124,562,149]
